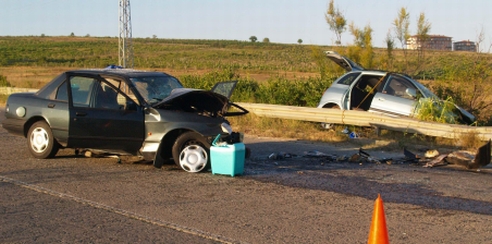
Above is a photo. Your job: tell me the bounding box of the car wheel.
[27,121,59,159]
[321,105,340,129]
[172,132,211,173]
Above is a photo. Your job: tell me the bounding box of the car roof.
[66,68,175,78]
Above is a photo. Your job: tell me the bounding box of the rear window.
[336,72,361,85]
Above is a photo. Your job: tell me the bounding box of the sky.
[1,0,492,50]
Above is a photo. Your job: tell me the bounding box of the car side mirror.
[406,88,417,98]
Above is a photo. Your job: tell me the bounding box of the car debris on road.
[261,140,491,172]
[406,140,491,170]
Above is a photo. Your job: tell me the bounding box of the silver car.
[317,51,475,125]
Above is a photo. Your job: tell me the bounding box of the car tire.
[27,121,59,159]
[321,105,340,129]
[172,132,211,173]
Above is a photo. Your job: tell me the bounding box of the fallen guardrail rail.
[237,102,492,141]
[3,87,491,141]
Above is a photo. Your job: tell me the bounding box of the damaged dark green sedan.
[2,68,248,173]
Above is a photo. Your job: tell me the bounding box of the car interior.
[350,76,382,111]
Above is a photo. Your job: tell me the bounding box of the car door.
[67,73,144,154]
[369,74,418,117]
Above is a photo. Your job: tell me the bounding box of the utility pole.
[118,0,134,68]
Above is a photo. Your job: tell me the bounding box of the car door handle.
[75,112,87,116]
[48,103,56,108]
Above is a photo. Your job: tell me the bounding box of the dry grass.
[229,114,485,153]
[228,114,348,143]
[0,66,73,88]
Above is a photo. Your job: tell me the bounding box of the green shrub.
[413,97,459,124]
[0,74,11,87]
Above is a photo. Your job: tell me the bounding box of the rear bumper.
[1,118,25,137]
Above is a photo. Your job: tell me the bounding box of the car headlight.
[221,122,233,134]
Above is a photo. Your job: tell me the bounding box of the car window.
[55,81,68,101]
[336,72,361,85]
[70,76,96,107]
[103,77,140,106]
[94,82,123,110]
[383,76,417,99]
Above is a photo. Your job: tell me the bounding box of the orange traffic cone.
[368,194,390,244]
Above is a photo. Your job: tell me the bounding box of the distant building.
[406,35,452,51]
[453,40,477,52]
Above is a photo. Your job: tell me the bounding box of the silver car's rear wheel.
[27,121,59,159]
[172,132,210,173]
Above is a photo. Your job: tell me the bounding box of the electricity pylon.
[118,0,134,68]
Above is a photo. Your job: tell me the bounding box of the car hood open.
[152,81,248,118]
[325,51,364,72]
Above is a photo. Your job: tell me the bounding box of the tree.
[475,25,489,53]
[384,30,395,70]
[325,0,347,45]
[416,12,431,67]
[297,39,303,44]
[348,23,374,68]
[69,32,75,37]
[393,7,410,70]
[393,7,410,49]
[249,36,257,43]
[262,37,270,43]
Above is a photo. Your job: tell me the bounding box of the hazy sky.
[1,0,491,49]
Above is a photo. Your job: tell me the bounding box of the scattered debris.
[423,154,448,168]
[425,149,440,158]
[403,147,420,162]
[269,152,296,160]
[261,140,491,171]
[79,149,123,163]
[419,140,491,170]
[349,132,359,139]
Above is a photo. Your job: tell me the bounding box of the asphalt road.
[1,108,492,243]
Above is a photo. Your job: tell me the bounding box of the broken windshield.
[130,75,184,104]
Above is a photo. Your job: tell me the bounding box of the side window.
[336,72,361,85]
[70,76,96,107]
[55,81,68,101]
[94,82,122,110]
[383,76,416,99]
[103,77,140,106]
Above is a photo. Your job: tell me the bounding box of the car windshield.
[130,75,184,104]
[412,78,438,99]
